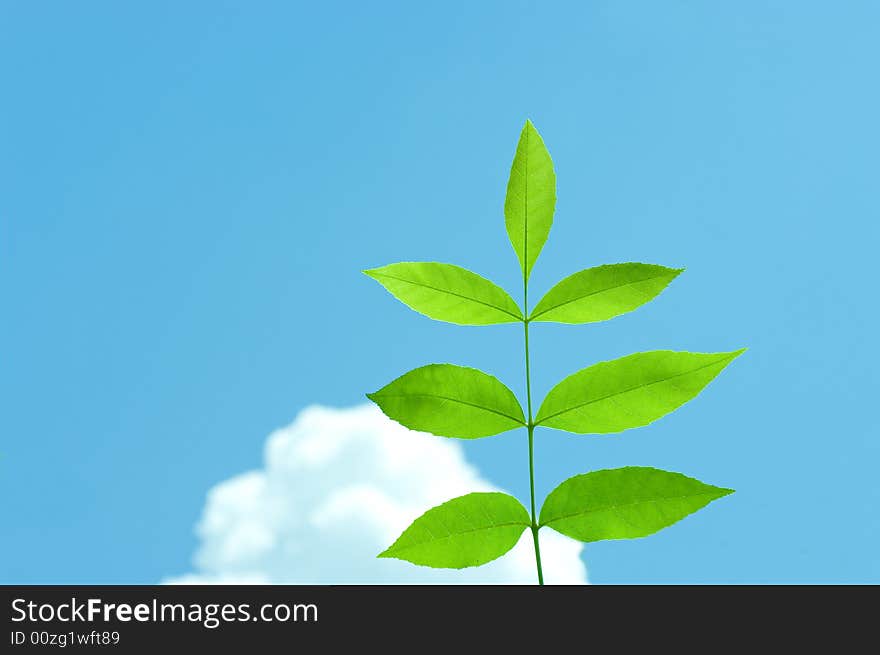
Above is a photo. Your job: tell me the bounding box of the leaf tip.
[522,118,541,137]
[662,266,685,284]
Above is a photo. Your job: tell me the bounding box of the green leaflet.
[505,120,556,280]
[364,262,522,325]
[539,467,734,542]
[530,263,683,324]
[367,364,525,439]
[379,492,530,568]
[535,349,745,434]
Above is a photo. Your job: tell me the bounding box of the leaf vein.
[373,392,525,425]
[540,491,724,527]
[389,521,529,556]
[530,271,675,320]
[370,272,521,320]
[536,356,731,425]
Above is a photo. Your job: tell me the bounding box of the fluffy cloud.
[168,404,587,584]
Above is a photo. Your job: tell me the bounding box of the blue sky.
[2,1,878,583]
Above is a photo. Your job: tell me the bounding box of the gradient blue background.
[2,2,878,583]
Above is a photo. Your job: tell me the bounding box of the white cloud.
[167,404,587,584]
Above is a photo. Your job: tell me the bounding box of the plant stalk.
[523,288,544,585]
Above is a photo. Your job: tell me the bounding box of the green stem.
[523,287,544,585]
[527,423,543,585]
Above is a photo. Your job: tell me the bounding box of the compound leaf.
[535,349,745,434]
[364,262,522,325]
[539,467,734,542]
[531,263,682,324]
[368,364,525,439]
[379,492,530,568]
[505,120,555,280]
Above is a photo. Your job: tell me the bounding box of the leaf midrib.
[540,490,726,527]
[370,271,522,321]
[536,355,733,424]
[530,270,675,320]
[372,392,525,425]
[386,520,529,556]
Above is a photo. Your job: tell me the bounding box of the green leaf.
[379,492,530,568]
[539,466,733,542]
[364,262,522,325]
[505,120,556,280]
[367,364,526,439]
[535,349,745,434]
[530,263,683,324]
